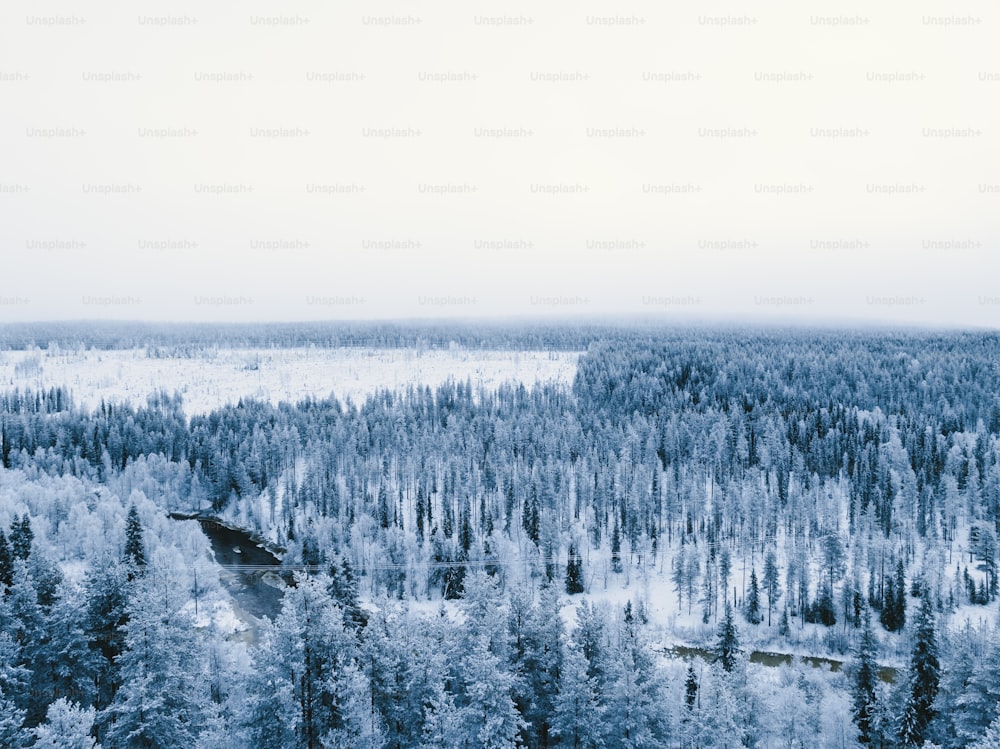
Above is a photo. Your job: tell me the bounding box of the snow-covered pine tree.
[551,643,605,749]
[99,575,209,749]
[0,531,13,589]
[684,663,698,711]
[565,543,585,594]
[31,698,100,749]
[763,551,780,627]
[952,633,1000,746]
[715,603,741,673]
[852,611,879,744]
[899,593,940,747]
[459,633,524,749]
[967,714,1000,749]
[0,691,28,749]
[123,506,145,572]
[745,567,762,625]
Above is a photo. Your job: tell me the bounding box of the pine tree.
[0,691,28,749]
[968,714,1000,749]
[123,506,145,572]
[852,611,879,744]
[566,543,585,594]
[573,601,607,685]
[328,555,365,629]
[362,604,413,746]
[611,520,623,574]
[28,580,100,721]
[672,546,687,611]
[0,531,13,589]
[551,643,605,749]
[895,559,908,630]
[100,578,209,749]
[815,584,837,627]
[881,576,899,632]
[415,629,467,749]
[763,551,781,627]
[323,661,386,749]
[460,634,524,749]
[951,632,1000,746]
[603,604,666,748]
[514,582,564,748]
[9,516,32,561]
[899,594,940,747]
[744,568,762,624]
[84,560,131,719]
[415,486,426,544]
[684,549,700,617]
[715,604,741,673]
[719,547,732,610]
[31,698,100,749]
[240,575,366,749]
[778,607,790,637]
[685,664,699,711]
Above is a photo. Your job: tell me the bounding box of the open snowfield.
[0,347,580,416]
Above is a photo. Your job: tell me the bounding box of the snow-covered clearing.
[0,346,580,416]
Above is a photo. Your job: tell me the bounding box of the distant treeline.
[1,319,991,352]
[0,318,622,351]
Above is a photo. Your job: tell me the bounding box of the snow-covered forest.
[2,323,1000,748]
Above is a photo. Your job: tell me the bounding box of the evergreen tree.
[968,714,1000,749]
[31,698,100,749]
[361,604,413,746]
[852,611,879,744]
[84,560,131,719]
[572,601,607,685]
[0,532,12,589]
[551,643,605,749]
[123,506,145,572]
[29,581,100,722]
[950,632,1000,746]
[0,691,28,749]
[899,594,940,747]
[744,567,762,625]
[881,576,899,632]
[814,584,837,627]
[715,604,741,673]
[327,555,366,629]
[719,547,732,610]
[611,521,622,574]
[460,634,524,749]
[671,546,687,611]
[603,604,666,748]
[240,575,367,749]
[565,543,585,595]
[895,558,908,630]
[684,663,699,711]
[778,607,790,637]
[762,551,781,626]
[100,577,209,749]
[697,666,745,749]
[9,516,32,561]
[514,583,563,748]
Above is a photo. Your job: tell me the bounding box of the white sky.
[1,0,998,327]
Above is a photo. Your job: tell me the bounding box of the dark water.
[171,514,286,623]
[663,645,897,683]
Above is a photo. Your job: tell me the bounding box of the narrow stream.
[662,645,898,683]
[171,513,287,625]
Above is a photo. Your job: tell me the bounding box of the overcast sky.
[1,1,998,327]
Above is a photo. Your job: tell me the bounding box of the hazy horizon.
[2,2,998,327]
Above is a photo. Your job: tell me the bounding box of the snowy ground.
[0,347,580,416]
